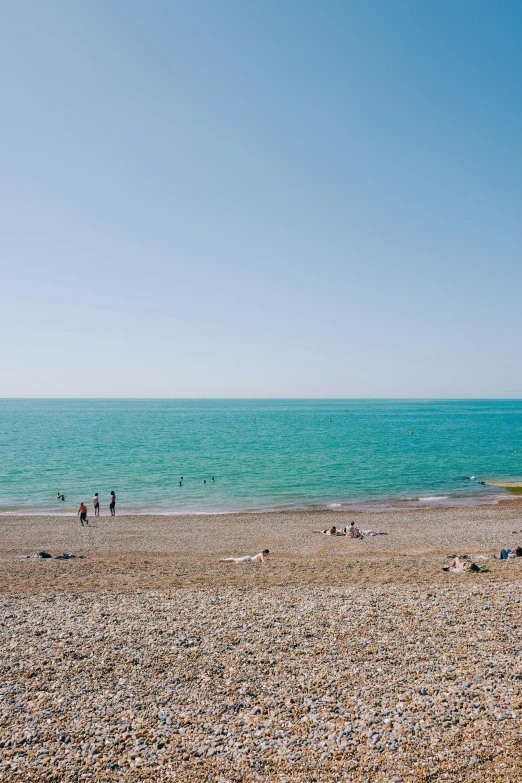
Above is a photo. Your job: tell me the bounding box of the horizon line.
[1,397,522,402]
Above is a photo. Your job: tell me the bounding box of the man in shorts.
[78,502,88,526]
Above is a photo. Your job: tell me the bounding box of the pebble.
[1,584,522,781]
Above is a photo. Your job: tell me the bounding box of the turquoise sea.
[1,399,522,514]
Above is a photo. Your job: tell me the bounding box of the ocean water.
[0,399,521,514]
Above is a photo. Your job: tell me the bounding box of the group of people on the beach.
[313,523,387,538]
[77,492,116,525]
[438,547,522,573]
[74,476,218,520]
[219,538,522,571]
[218,521,388,565]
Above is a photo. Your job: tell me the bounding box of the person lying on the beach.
[500,547,522,560]
[446,556,474,572]
[443,557,487,573]
[359,529,388,537]
[220,549,270,564]
[313,525,345,536]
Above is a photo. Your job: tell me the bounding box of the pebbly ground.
[1,504,522,781]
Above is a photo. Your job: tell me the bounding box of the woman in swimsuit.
[220,549,270,564]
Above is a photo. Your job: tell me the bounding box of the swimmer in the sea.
[220,549,270,564]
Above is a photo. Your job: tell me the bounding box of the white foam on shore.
[0,491,517,517]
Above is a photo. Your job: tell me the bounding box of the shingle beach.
[1,502,522,782]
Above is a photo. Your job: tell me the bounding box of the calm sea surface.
[1,399,521,514]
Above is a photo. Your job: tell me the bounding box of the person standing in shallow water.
[109,491,116,516]
[78,502,88,526]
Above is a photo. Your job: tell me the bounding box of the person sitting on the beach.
[500,547,522,560]
[220,549,270,564]
[313,525,345,536]
[344,523,362,538]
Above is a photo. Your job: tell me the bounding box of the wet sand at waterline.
[1,504,522,782]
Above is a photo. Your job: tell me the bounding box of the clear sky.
[1,0,521,397]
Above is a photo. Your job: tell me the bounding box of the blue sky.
[1,0,521,397]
